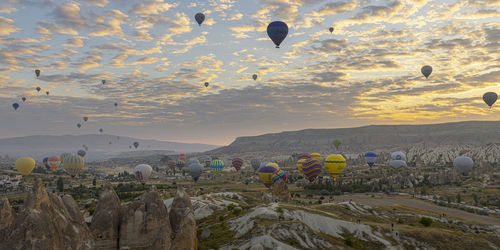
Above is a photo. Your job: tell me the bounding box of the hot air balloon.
[114,102,118,107]
[36,87,41,92]
[15,157,35,177]
[324,154,346,181]
[43,157,50,170]
[251,159,260,171]
[310,153,322,162]
[77,123,81,128]
[62,154,84,178]
[46,91,49,96]
[329,27,334,33]
[390,160,406,169]
[364,152,377,167]
[83,117,88,122]
[391,151,406,161]
[176,160,185,170]
[129,145,132,149]
[179,154,187,161]
[133,142,139,149]
[77,149,86,158]
[232,158,243,171]
[82,144,88,151]
[333,139,341,150]
[102,80,106,85]
[421,65,432,79]
[258,162,279,188]
[204,82,209,88]
[47,156,61,171]
[99,128,103,133]
[271,169,287,183]
[483,92,497,108]
[188,162,202,182]
[60,152,72,162]
[195,13,205,26]
[301,159,322,182]
[188,158,200,165]
[453,156,473,176]
[35,69,40,77]
[21,97,26,102]
[267,21,288,48]
[203,156,212,168]
[167,160,176,171]
[12,103,19,110]
[210,159,224,174]
[252,74,258,80]
[134,164,153,183]
[296,158,308,175]
[296,153,310,160]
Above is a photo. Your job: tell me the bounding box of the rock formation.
[169,186,197,250]
[120,185,172,249]
[91,182,122,249]
[0,178,94,249]
[0,197,14,231]
[272,179,291,203]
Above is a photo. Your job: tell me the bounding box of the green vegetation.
[419,217,433,227]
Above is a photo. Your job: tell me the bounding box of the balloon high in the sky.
[204,82,209,88]
[62,154,84,178]
[99,128,103,133]
[252,74,257,80]
[77,149,86,158]
[364,152,377,167]
[35,69,40,77]
[251,159,260,171]
[210,159,224,174]
[36,87,41,92]
[102,80,106,85]
[483,92,497,108]
[421,65,432,79]
[324,154,346,180]
[134,164,153,183]
[133,142,139,149]
[114,102,118,107]
[329,27,334,33]
[77,123,81,128]
[46,91,49,96]
[232,158,243,171]
[21,97,26,102]
[83,117,88,122]
[301,159,322,182]
[15,157,35,177]
[453,156,473,176]
[267,21,288,48]
[12,103,19,110]
[195,13,205,26]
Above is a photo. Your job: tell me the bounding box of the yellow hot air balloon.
[296,158,307,175]
[62,154,84,178]
[324,154,346,180]
[258,162,279,188]
[310,153,322,162]
[15,157,35,177]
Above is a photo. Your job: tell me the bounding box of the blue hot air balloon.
[12,103,19,110]
[267,21,288,48]
[364,152,377,167]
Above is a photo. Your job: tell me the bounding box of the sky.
[0,0,499,146]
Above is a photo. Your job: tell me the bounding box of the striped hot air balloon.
[324,154,346,181]
[176,160,185,170]
[167,160,176,171]
[310,153,322,162]
[296,158,307,175]
[210,159,224,174]
[296,153,310,160]
[232,158,243,171]
[62,154,84,178]
[43,157,50,170]
[271,169,287,183]
[301,159,322,182]
[258,162,279,188]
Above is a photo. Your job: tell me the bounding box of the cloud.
[0,16,19,36]
[312,1,358,16]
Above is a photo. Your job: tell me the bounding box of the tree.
[92,178,96,186]
[57,177,64,192]
[472,193,479,206]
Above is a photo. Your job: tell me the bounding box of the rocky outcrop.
[0,178,94,249]
[91,182,122,249]
[0,197,14,231]
[272,179,291,203]
[169,186,197,250]
[120,186,172,249]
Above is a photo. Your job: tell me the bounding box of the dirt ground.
[334,193,500,226]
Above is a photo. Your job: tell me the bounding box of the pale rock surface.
[91,182,122,249]
[169,186,197,250]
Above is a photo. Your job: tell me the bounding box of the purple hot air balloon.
[267,21,288,48]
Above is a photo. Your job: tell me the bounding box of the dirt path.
[334,194,500,226]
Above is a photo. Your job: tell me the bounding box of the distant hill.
[0,134,219,161]
[210,121,500,155]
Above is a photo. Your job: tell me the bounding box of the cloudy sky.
[0,0,498,145]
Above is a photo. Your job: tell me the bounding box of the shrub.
[227,204,235,211]
[419,217,433,227]
[397,218,404,224]
[344,238,353,246]
[219,215,225,222]
[232,208,242,216]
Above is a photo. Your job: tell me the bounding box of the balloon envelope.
[267,21,288,48]
[324,154,346,180]
[329,27,334,33]
[271,169,287,183]
[252,74,257,80]
[176,160,185,170]
[364,152,377,167]
[15,157,35,177]
[12,103,19,110]
[258,162,279,188]
[453,156,473,176]
[421,65,432,79]
[210,159,224,174]
[188,162,202,182]
[204,82,209,87]
[134,164,153,182]
[35,69,40,77]
[77,150,86,157]
[47,156,61,171]
[62,154,84,178]
[232,158,243,171]
[133,142,139,149]
[301,159,322,182]
[390,160,406,169]
[77,123,81,128]
[102,80,106,84]
[310,153,322,162]
[21,97,26,102]
[43,157,50,170]
[391,152,406,161]
[83,117,88,122]
[36,87,41,92]
[483,92,497,108]
[251,159,260,171]
[179,154,186,161]
[195,13,205,25]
